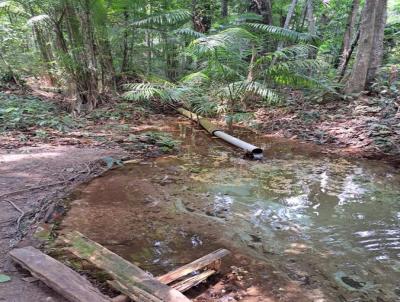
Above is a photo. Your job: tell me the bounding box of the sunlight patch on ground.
[0,152,62,163]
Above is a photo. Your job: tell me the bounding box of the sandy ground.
[0,146,126,302]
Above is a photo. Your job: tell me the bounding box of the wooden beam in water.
[62,231,191,302]
[157,248,230,285]
[170,269,216,293]
[9,246,111,302]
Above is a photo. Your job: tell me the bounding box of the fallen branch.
[0,164,98,200]
[4,200,25,235]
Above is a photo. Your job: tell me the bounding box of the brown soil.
[0,145,127,301]
[254,93,400,164]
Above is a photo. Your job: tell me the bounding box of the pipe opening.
[252,148,263,154]
[251,148,263,160]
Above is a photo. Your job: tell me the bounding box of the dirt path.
[0,145,126,302]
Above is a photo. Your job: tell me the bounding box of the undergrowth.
[129,131,181,153]
[0,93,77,132]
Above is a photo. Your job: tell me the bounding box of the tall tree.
[337,0,360,75]
[249,0,273,25]
[221,0,228,18]
[276,0,298,51]
[345,0,388,93]
[192,0,212,33]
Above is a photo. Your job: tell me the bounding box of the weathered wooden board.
[9,246,110,302]
[171,270,216,293]
[63,231,191,302]
[157,248,230,285]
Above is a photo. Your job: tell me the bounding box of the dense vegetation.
[0,0,399,125]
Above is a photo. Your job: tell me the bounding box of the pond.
[61,120,400,302]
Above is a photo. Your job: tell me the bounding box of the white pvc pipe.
[213,130,263,160]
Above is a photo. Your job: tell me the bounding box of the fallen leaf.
[0,274,11,283]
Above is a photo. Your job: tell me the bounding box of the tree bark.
[366,0,387,86]
[338,30,360,81]
[121,10,130,73]
[250,0,273,25]
[33,25,56,84]
[63,0,100,112]
[276,0,298,50]
[337,0,360,73]
[345,0,388,93]
[221,0,228,18]
[192,0,212,33]
[306,0,317,59]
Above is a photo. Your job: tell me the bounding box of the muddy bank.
[0,145,129,301]
[254,94,400,162]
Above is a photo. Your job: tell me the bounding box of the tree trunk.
[192,0,212,33]
[98,37,116,94]
[306,0,316,35]
[121,10,130,73]
[306,0,317,59]
[63,0,100,112]
[296,2,307,31]
[338,30,360,81]
[366,0,387,86]
[221,0,228,18]
[249,0,273,25]
[276,0,298,50]
[345,0,388,93]
[337,0,360,73]
[33,25,56,84]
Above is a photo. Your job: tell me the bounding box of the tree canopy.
[0,0,398,116]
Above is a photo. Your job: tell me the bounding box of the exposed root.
[4,200,25,235]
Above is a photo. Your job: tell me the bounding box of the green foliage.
[242,22,317,44]
[136,131,181,153]
[0,93,77,132]
[132,9,191,27]
[88,102,147,121]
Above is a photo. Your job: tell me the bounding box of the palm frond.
[269,59,330,74]
[243,23,317,43]
[27,14,50,26]
[188,27,256,56]
[234,13,263,23]
[173,28,206,39]
[123,82,175,102]
[217,80,280,104]
[132,9,191,27]
[180,71,210,85]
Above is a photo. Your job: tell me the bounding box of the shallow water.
[62,120,400,301]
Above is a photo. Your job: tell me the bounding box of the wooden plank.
[171,270,216,293]
[107,280,163,302]
[62,231,191,302]
[157,248,230,285]
[9,246,110,302]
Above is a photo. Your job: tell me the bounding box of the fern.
[132,10,191,27]
[243,22,317,43]
[123,82,176,102]
[173,28,206,39]
[217,81,280,104]
[188,28,256,56]
[180,72,210,84]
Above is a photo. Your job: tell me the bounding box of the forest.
[0,0,400,302]
[0,0,399,155]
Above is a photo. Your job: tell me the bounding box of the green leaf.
[0,274,11,283]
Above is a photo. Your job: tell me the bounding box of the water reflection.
[62,122,400,300]
[197,153,400,294]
